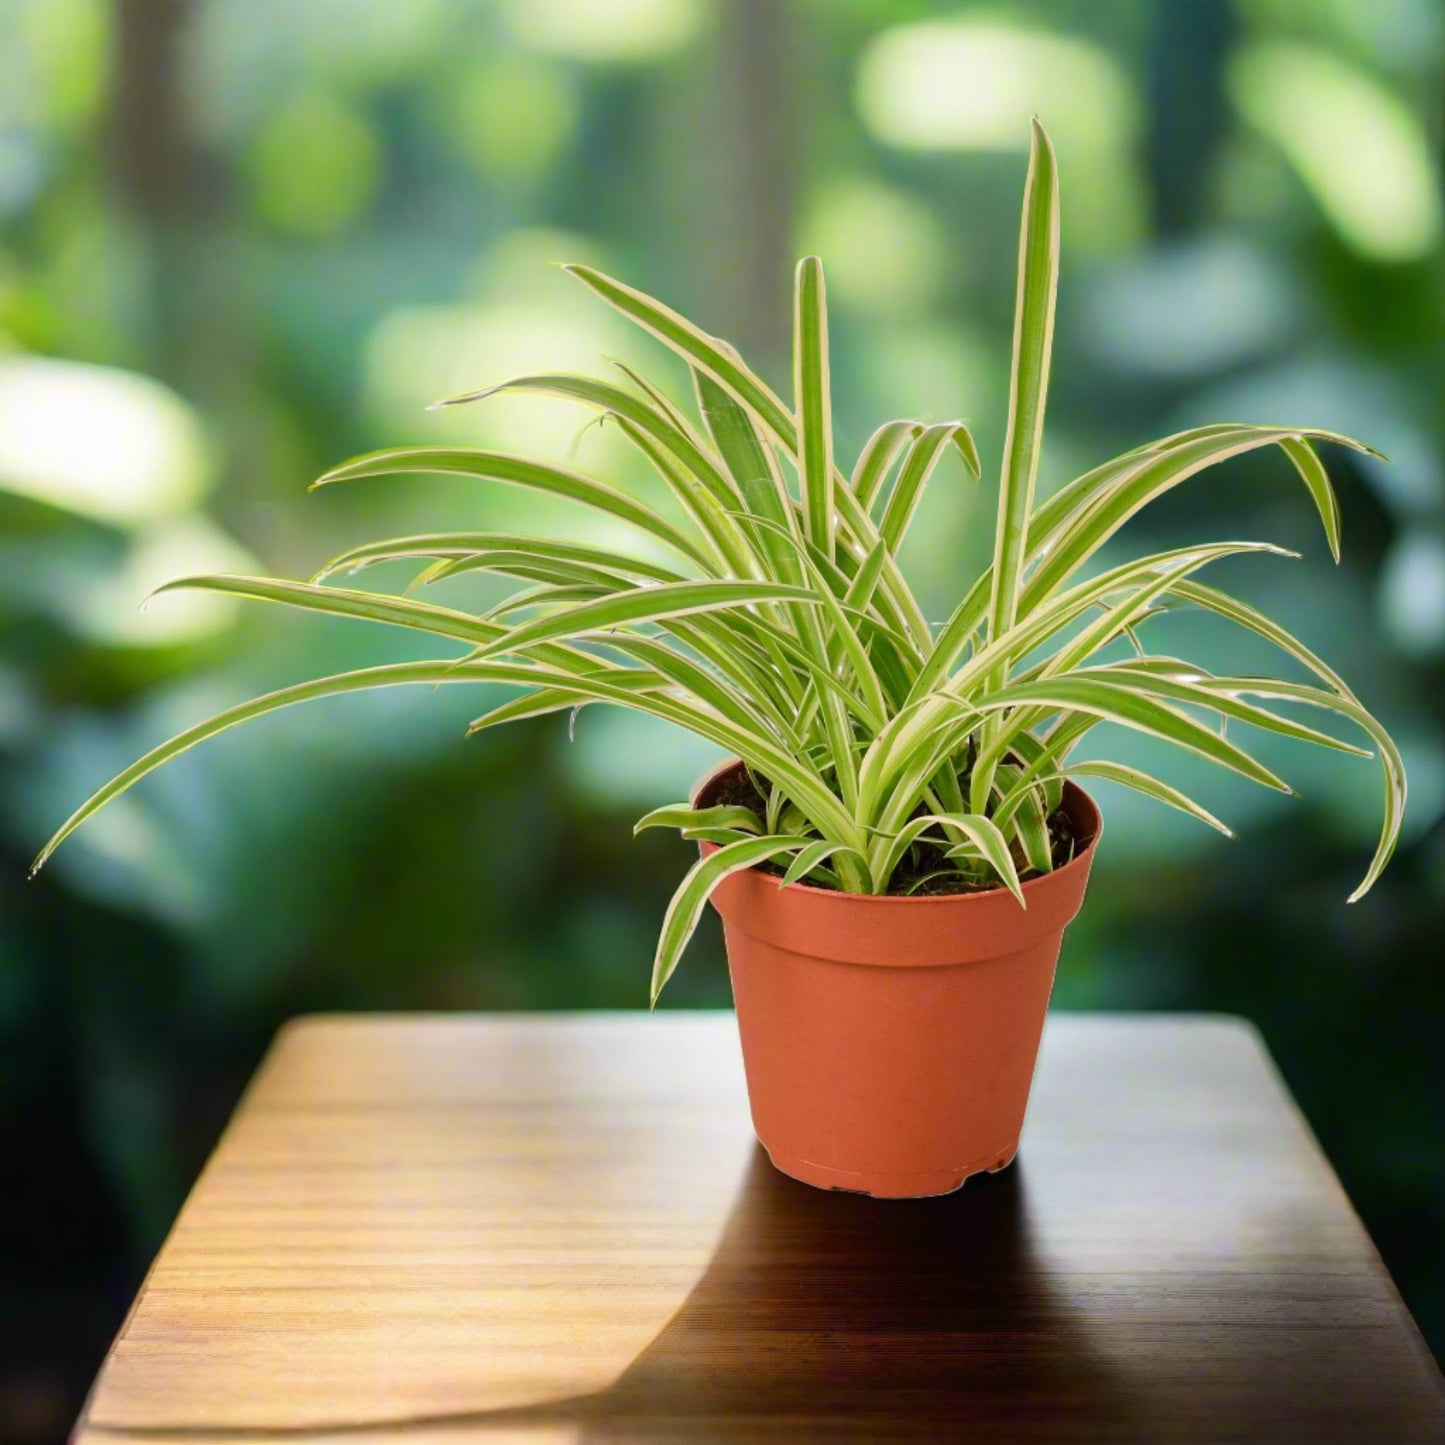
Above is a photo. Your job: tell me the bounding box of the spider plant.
[33,121,1403,1003]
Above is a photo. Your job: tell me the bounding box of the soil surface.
[706,767,1077,895]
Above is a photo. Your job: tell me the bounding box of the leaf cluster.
[33,123,1404,1002]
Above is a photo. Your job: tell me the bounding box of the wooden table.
[74,1013,1444,1443]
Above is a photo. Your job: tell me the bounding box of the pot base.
[762,1140,1020,1199]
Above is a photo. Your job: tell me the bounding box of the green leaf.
[1077,663,1372,757]
[416,552,642,594]
[1028,425,1370,581]
[842,539,889,616]
[634,804,763,837]
[1021,427,1360,610]
[994,764,1053,873]
[780,840,865,888]
[1058,759,1234,837]
[467,579,824,662]
[652,835,807,1003]
[921,812,1025,905]
[851,420,921,510]
[1279,435,1342,564]
[979,674,1292,797]
[750,517,890,723]
[986,714,1097,832]
[1166,578,1357,701]
[565,262,933,648]
[1185,677,1405,902]
[1034,548,1295,682]
[433,372,744,514]
[605,411,755,576]
[150,575,661,698]
[919,541,1293,705]
[654,613,796,708]
[878,421,980,554]
[664,614,803,716]
[608,360,708,447]
[453,660,862,848]
[313,532,685,587]
[31,661,499,876]
[467,678,660,736]
[794,257,836,558]
[598,632,803,747]
[312,446,711,568]
[693,370,798,566]
[482,582,607,622]
[901,869,971,896]
[1007,728,1065,815]
[564,265,796,445]
[986,117,1059,653]
[924,424,1370,691]
[152,573,503,646]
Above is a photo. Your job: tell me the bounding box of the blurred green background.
[1,0,1441,1434]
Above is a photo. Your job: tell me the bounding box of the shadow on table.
[480,1143,1140,1441]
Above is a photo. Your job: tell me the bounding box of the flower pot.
[695,761,1102,1199]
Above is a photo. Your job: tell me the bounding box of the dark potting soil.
[707,767,1077,897]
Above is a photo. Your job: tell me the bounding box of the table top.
[75,1013,1444,1444]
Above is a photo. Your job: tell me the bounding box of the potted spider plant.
[34,121,1403,1197]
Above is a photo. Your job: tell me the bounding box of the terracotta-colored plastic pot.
[695,760,1102,1199]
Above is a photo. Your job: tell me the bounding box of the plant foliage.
[34,122,1404,1002]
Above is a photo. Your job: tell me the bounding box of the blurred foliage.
[0,0,1441,1434]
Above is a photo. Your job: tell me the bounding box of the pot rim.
[691,757,1103,907]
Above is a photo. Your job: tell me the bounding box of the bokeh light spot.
[1228,40,1442,262]
[67,514,259,648]
[445,58,577,184]
[855,21,1141,250]
[246,92,381,239]
[0,356,209,526]
[505,0,709,64]
[1081,236,1298,378]
[1380,533,1445,656]
[798,178,947,314]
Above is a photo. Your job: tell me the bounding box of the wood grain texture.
[75,1013,1444,1443]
